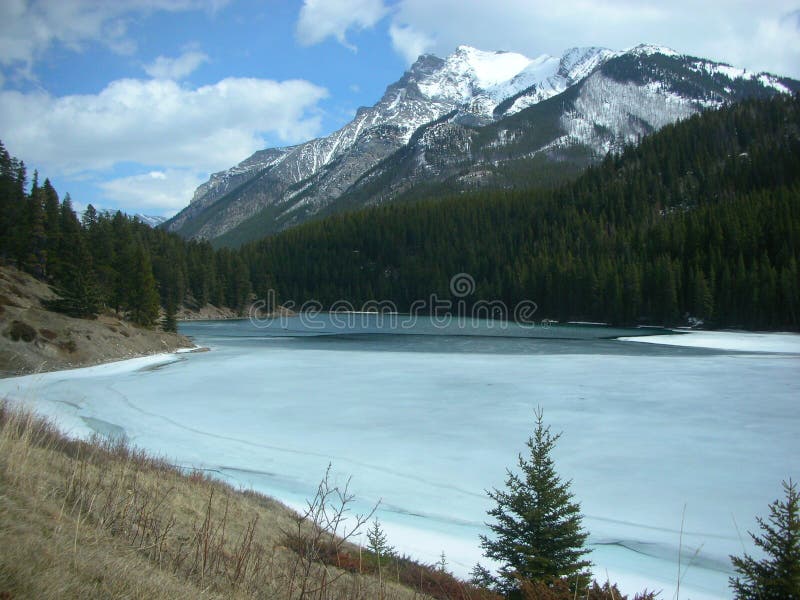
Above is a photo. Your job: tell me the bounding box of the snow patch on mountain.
[416,46,533,112]
[561,47,617,80]
[455,46,533,89]
[684,60,791,94]
[190,148,291,207]
[414,45,620,120]
[557,73,699,155]
[134,214,168,228]
[84,209,168,228]
[627,43,681,58]
[499,47,616,116]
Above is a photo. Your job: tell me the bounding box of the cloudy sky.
[1,0,798,217]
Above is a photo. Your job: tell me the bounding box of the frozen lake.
[1,318,798,600]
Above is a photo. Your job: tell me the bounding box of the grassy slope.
[0,404,497,600]
[0,265,194,377]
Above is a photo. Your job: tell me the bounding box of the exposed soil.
[0,265,194,377]
[177,303,242,321]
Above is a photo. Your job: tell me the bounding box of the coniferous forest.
[0,151,252,325]
[1,94,799,330]
[242,94,800,330]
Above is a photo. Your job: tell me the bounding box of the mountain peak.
[166,43,799,245]
[627,43,681,57]
[408,53,445,74]
[557,46,614,79]
[447,45,535,89]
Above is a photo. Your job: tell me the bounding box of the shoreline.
[1,265,199,378]
[1,345,209,383]
[0,338,201,380]
[189,306,800,335]
[177,316,246,322]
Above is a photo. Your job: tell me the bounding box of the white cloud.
[98,168,204,214]
[388,0,800,78]
[0,0,227,77]
[710,11,800,78]
[144,49,209,79]
[296,0,388,49]
[389,23,434,64]
[0,76,328,175]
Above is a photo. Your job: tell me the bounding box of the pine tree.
[45,196,102,317]
[111,223,136,314]
[0,140,15,258]
[366,518,394,559]
[162,299,178,333]
[24,171,47,278]
[730,479,800,599]
[479,408,591,596]
[42,178,61,278]
[81,203,98,229]
[128,244,161,326]
[366,517,395,588]
[470,563,497,589]
[437,551,448,573]
[47,259,102,318]
[5,158,27,267]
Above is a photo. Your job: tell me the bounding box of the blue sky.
[1,0,798,217]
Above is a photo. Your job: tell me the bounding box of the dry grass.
[0,402,443,599]
[0,403,656,600]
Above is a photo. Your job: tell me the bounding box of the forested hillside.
[2,94,798,330]
[239,94,800,330]
[0,150,251,324]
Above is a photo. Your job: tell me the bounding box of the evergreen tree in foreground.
[478,408,591,596]
[730,479,800,599]
[366,518,393,557]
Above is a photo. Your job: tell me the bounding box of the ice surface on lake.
[620,330,800,353]
[1,321,798,600]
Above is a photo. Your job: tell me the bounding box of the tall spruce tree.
[11,160,27,268]
[161,299,178,333]
[128,244,161,326]
[730,479,800,599]
[47,258,101,318]
[81,203,98,229]
[42,178,61,278]
[0,141,14,258]
[479,408,591,596]
[25,170,47,278]
[45,196,101,317]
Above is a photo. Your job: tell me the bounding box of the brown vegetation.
[0,403,663,599]
[516,578,658,600]
[0,403,458,599]
[0,265,193,376]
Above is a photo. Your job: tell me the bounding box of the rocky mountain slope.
[165,44,799,247]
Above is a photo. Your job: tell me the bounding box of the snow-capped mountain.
[83,208,168,228]
[165,44,798,245]
[134,214,168,228]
